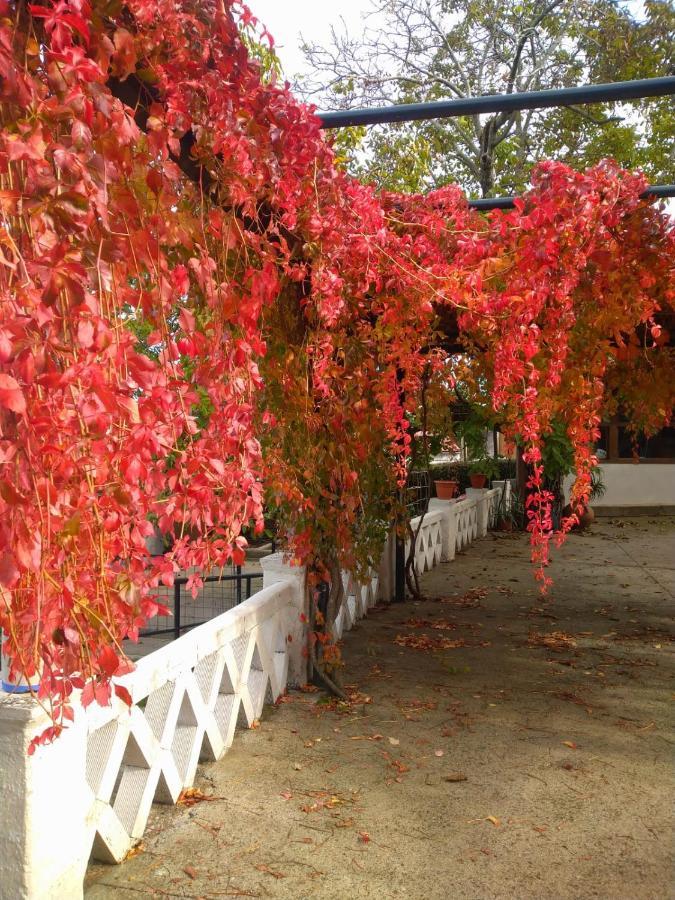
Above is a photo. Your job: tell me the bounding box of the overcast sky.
[250,0,368,82]
[251,0,649,84]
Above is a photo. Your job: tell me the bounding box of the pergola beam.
[468,184,675,211]
[317,76,675,129]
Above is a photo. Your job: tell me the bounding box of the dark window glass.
[597,425,675,460]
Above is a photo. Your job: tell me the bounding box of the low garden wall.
[0,485,509,900]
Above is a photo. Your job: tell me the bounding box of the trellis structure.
[318,76,675,210]
[316,74,675,600]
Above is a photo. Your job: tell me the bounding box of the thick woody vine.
[0,0,672,742]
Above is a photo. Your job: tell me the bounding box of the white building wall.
[564,463,675,509]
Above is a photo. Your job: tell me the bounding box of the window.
[597,424,675,462]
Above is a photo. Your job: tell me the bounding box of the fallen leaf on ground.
[358,832,371,843]
[124,841,145,860]
[527,631,577,652]
[403,617,458,631]
[177,788,223,806]
[434,749,444,757]
[435,588,487,608]
[395,633,466,650]
[183,865,198,880]
[388,737,400,746]
[486,816,501,827]
[300,791,351,813]
[562,740,579,750]
[444,773,468,783]
[368,664,390,678]
[256,864,285,879]
[398,699,437,712]
[195,821,221,837]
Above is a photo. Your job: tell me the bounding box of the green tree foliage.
[300,0,674,196]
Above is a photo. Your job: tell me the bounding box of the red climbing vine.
[0,0,672,739]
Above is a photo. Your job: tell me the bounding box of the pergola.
[316,74,675,600]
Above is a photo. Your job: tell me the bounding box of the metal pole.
[395,535,405,603]
[236,565,242,605]
[468,184,675,211]
[173,581,181,640]
[318,76,675,129]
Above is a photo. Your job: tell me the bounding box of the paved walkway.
[86,518,674,900]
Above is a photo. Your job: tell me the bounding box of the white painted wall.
[0,701,90,900]
[564,463,675,508]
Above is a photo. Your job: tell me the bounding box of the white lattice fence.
[333,568,380,639]
[454,498,478,551]
[85,581,296,864]
[407,509,444,576]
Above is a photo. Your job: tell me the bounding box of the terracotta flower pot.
[435,480,458,500]
[578,505,595,529]
[563,503,595,530]
[469,473,487,489]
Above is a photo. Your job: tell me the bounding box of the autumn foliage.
[0,0,672,738]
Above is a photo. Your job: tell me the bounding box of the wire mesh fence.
[405,470,431,518]
[140,568,264,640]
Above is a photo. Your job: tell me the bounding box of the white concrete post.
[466,488,489,537]
[0,697,90,900]
[428,498,458,562]
[260,554,308,687]
[492,480,512,520]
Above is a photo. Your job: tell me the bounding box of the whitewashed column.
[466,488,490,537]
[260,554,308,687]
[0,697,90,900]
[428,498,458,562]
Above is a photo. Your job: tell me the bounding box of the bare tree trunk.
[403,364,432,601]
[479,119,496,198]
[405,519,423,600]
[307,560,347,699]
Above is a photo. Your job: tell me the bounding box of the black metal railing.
[140,568,264,640]
[406,470,431,518]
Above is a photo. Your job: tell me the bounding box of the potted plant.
[563,467,606,529]
[468,456,500,489]
[434,478,459,499]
